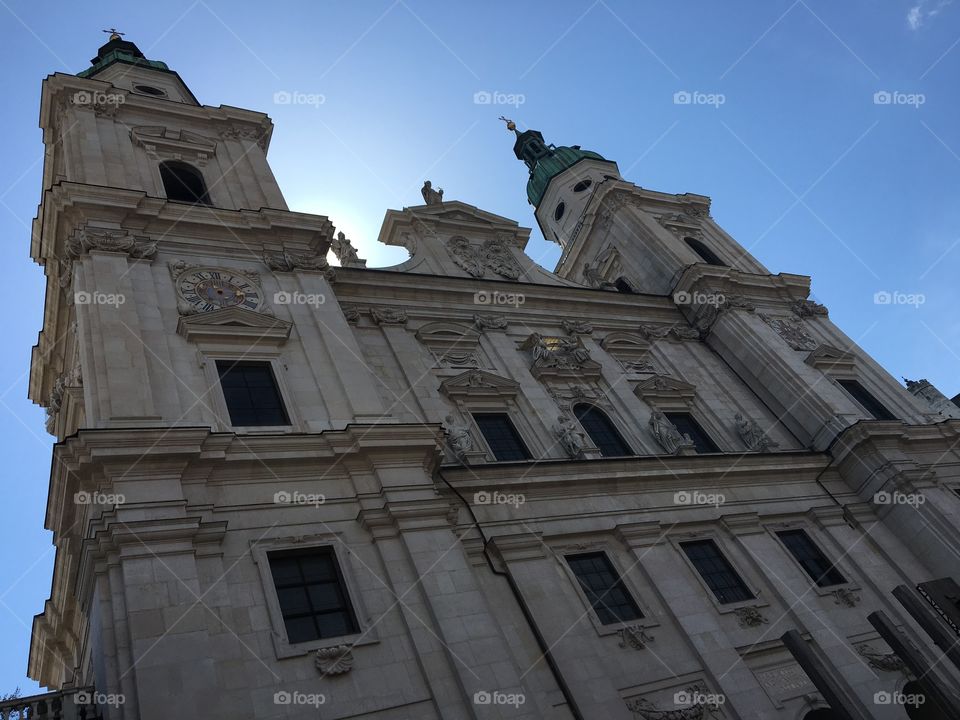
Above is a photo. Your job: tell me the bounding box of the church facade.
[17,34,960,720]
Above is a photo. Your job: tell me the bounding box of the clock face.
[177,269,263,312]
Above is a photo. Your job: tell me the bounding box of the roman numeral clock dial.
[175,268,263,313]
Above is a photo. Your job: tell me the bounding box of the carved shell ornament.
[314,644,354,675]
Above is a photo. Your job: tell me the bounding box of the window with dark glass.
[217,361,289,426]
[685,237,726,267]
[473,413,530,461]
[777,530,846,587]
[681,540,753,604]
[837,379,896,421]
[160,160,211,205]
[664,412,720,453]
[573,404,631,457]
[268,548,358,643]
[566,552,643,625]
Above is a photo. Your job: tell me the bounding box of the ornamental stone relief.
[856,643,904,672]
[473,314,508,331]
[759,314,819,352]
[67,227,157,261]
[262,249,335,278]
[734,413,779,452]
[314,644,353,675]
[618,625,654,650]
[444,236,524,280]
[734,606,768,628]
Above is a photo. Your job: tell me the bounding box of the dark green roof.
[78,37,170,79]
[526,145,608,206]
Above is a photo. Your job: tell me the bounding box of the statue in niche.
[649,410,694,454]
[582,261,618,291]
[444,414,473,461]
[554,413,587,458]
[734,412,779,452]
[421,180,444,205]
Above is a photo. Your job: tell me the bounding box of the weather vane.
[102,28,125,41]
[498,116,516,132]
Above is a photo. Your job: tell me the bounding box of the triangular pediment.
[805,344,857,372]
[440,370,520,398]
[634,374,697,402]
[177,307,292,345]
[378,202,531,251]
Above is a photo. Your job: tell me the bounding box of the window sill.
[272,629,379,660]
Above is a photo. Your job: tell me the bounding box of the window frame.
[684,236,727,267]
[204,354,299,433]
[673,535,762,612]
[775,529,847,588]
[835,378,897,421]
[556,543,658,637]
[767,524,858,599]
[573,403,633,457]
[663,411,721,454]
[158,159,212,206]
[252,535,377,659]
[565,551,644,625]
[472,411,532,462]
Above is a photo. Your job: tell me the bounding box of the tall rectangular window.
[268,548,358,644]
[473,413,531,461]
[217,361,289,426]
[681,540,753,604]
[664,412,720,453]
[777,530,847,587]
[837,379,896,421]
[566,552,643,625]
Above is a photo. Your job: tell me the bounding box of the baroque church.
[11,31,960,720]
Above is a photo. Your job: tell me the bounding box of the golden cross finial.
[102,28,125,41]
[498,116,517,132]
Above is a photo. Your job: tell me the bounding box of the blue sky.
[0,0,958,695]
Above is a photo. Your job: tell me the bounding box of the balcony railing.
[0,688,101,720]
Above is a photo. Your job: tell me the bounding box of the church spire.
[79,30,171,79]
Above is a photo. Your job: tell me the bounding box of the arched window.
[573,404,631,457]
[159,160,211,205]
[685,237,726,267]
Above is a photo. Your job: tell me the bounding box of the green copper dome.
[509,126,611,206]
[78,35,170,79]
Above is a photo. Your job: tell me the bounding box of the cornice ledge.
[487,532,547,562]
[828,421,911,460]
[616,521,664,549]
[675,265,813,306]
[721,511,764,536]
